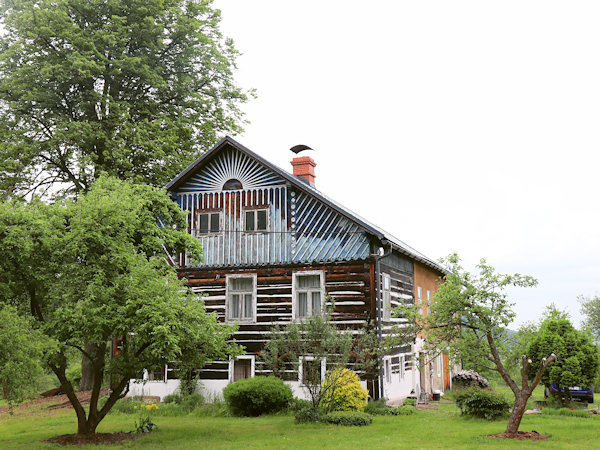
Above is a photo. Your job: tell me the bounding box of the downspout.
[375,239,393,400]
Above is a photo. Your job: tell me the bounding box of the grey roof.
[166,136,443,273]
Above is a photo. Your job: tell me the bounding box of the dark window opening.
[223,179,243,190]
[198,212,220,234]
[233,359,252,382]
[245,209,268,232]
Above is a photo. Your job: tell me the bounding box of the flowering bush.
[320,369,368,413]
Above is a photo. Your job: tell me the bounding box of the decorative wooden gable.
[169,139,371,267]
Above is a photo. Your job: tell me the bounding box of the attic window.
[223,178,243,190]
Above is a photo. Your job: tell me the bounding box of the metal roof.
[166,136,443,273]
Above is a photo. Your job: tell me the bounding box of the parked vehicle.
[544,384,594,403]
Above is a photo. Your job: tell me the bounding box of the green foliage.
[542,407,590,418]
[581,295,600,341]
[133,415,157,434]
[323,411,373,426]
[363,399,415,416]
[0,305,50,405]
[294,405,324,424]
[223,376,293,417]
[260,309,377,409]
[396,405,416,415]
[0,177,241,434]
[455,388,511,420]
[527,318,599,405]
[0,0,250,197]
[403,398,416,407]
[320,369,368,413]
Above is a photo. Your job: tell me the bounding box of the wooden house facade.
[128,137,448,402]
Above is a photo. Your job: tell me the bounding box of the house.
[128,136,451,401]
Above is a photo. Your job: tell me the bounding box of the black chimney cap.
[290,144,314,154]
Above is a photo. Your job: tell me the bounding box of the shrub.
[294,405,324,424]
[364,399,416,416]
[162,393,182,404]
[223,376,293,416]
[455,388,511,420]
[323,411,373,426]
[403,398,416,407]
[320,369,368,412]
[394,405,416,415]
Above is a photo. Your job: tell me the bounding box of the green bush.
[394,405,416,415]
[320,369,368,412]
[223,376,293,416]
[162,393,182,404]
[323,411,373,426]
[455,388,511,420]
[364,399,415,416]
[294,405,324,424]
[403,397,416,407]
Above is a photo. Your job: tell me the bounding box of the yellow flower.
[134,406,138,410]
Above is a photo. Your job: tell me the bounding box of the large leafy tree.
[527,318,599,406]
[423,254,556,436]
[0,305,51,406]
[0,0,249,197]
[0,176,240,435]
[581,295,600,341]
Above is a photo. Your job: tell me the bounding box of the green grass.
[2,400,600,449]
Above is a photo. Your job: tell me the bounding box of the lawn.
[2,398,600,449]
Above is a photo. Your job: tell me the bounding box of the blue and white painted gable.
[169,140,371,267]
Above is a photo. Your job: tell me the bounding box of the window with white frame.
[382,273,391,321]
[197,211,220,235]
[417,286,422,305]
[426,289,431,315]
[147,365,166,382]
[293,271,325,319]
[299,357,325,386]
[226,275,256,322]
[229,355,255,382]
[244,209,268,232]
[385,358,391,383]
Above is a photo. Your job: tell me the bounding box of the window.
[223,178,243,190]
[244,209,268,232]
[197,212,220,235]
[382,274,391,321]
[229,355,255,382]
[426,290,431,315]
[293,271,325,319]
[226,275,256,322]
[385,359,391,383]
[300,357,325,386]
[417,286,422,305]
[147,365,166,382]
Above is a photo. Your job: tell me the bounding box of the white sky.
[213,0,600,328]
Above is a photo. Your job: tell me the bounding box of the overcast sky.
[213,0,600,328]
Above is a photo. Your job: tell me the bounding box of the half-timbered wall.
[178,260,373,384]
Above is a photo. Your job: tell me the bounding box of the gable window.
[382,274,391,321]
[223,178,243,190]
[293,271,325,319]
[244,209,268,232]
[197,212,220,235]
[226,275,256,322]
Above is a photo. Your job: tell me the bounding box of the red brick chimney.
[291,156,316,186]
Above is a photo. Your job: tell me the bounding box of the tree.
[0,0,250,197]
[527,318,599,406]
[0,176,241,435]
[580,295,600,341]
[423,254,556,436]
[260,307,377,411]
[0,305,51,406]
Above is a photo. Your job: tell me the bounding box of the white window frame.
[382,273,391,321]
[292,270,325,320]
[417,286,422,305]
[145,365,167,383]
[385,357,391,384]
[299,356,326,386]
[243,208,269,232]
[225,274,257,323]
[426,289,431,315]
[196,211,221,236]
[228,355,255,383]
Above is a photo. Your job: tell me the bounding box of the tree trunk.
[79,342,96,391]
[505,391,529,435]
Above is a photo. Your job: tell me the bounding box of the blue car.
[544,384,594,403]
